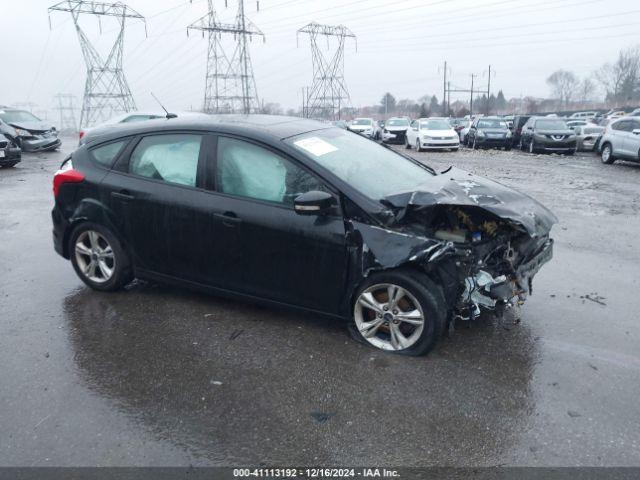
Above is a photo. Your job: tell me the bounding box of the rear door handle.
[111,190,135,201]
[214,212,241,227]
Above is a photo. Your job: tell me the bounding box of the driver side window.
[216,137,325,207]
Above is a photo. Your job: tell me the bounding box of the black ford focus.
[52,115,555,355]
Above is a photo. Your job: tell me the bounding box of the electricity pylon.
[53,93,78,133]
[188,0,264,114]
[297,22,356,120]
[48,1,146,129]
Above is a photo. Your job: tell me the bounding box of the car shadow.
[63,282,538,466]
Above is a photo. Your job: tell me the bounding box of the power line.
[188,0,265,113]
[298,22,356,120]
[48,1,146,128]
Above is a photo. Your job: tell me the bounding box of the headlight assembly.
[15,128,31,137]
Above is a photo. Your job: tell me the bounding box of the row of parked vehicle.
[343,109,640,164]
[0,105,62,168]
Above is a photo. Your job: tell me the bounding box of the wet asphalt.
[0,138,639,467]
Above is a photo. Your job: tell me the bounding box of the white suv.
[599,117,640,165]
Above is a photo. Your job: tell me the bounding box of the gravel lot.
[1,138,639,467]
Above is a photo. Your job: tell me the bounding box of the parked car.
[629,108,640,116]
[565,119,588,128]
[0,133,21,167]
[502,115,514,129]
[598,116,640,165]
[605,110,626,120]
[405,117,459,151]
[348,118,380,139]
[79,111,190,144]
[0,107,61,152]
[569,111,597,120]
[458,120,473,144]
[511,115,531,148]
[450,118,470,138]
[381,117,410,144]
[467,117,512,150]
[573,125,604,151]
[520,117,576,154]
[51,115,555,355]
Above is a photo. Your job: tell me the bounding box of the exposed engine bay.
[413,204,553,322]
[353,166,556,325]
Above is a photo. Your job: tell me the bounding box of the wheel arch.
[63,198,127,258]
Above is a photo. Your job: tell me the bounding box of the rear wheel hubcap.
[75,230,115,283]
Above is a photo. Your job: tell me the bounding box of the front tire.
[404,135,411,149]
[415,138,423,152]
[529,139,536,154]
[601,143,615,164]
[69,222,132,291]
[350,270,446,356]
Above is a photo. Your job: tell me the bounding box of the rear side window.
[612,120,632,132]
[90,140,126,168]
[129,134,202,187]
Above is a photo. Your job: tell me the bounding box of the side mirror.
[294,190,335,216]
[633,129,640,135]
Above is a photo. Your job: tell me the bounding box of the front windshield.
[387,119,409,127]
[352,119,372,126]
[536,119,568,130]
[287,128,432,201]
[477,119,507,129]
[420,119,451,130]
[0,110,41,123]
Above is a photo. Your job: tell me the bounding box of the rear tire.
[69,222,133,292]
[349,270,446,356]
[0,162,19,168]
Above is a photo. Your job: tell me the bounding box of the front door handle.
[214,211,241,227]
[111,190,135,201]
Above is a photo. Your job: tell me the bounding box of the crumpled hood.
[386,126,408,132]
[9,121,54,133]
[383,166,557,237]
[349,125,372,131]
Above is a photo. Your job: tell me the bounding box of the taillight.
[79,130,84,140]
[53,160,84,197]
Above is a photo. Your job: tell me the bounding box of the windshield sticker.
[294,137,338,157]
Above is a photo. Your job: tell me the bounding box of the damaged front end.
[354,166,556,323]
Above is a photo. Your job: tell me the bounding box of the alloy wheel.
[354,283,425,351]
[74,230,115,283]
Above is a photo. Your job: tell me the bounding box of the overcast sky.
[2,0,639,119]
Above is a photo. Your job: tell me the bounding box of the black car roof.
[84,114,331,145]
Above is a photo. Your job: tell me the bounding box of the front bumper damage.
[382,129,407,144]
[349,166,556,324]
[19,132,61,152]
[0,135,21,165]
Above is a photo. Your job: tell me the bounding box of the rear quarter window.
[89,140,127,168]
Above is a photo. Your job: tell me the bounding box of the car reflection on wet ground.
[1,139,639,466]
